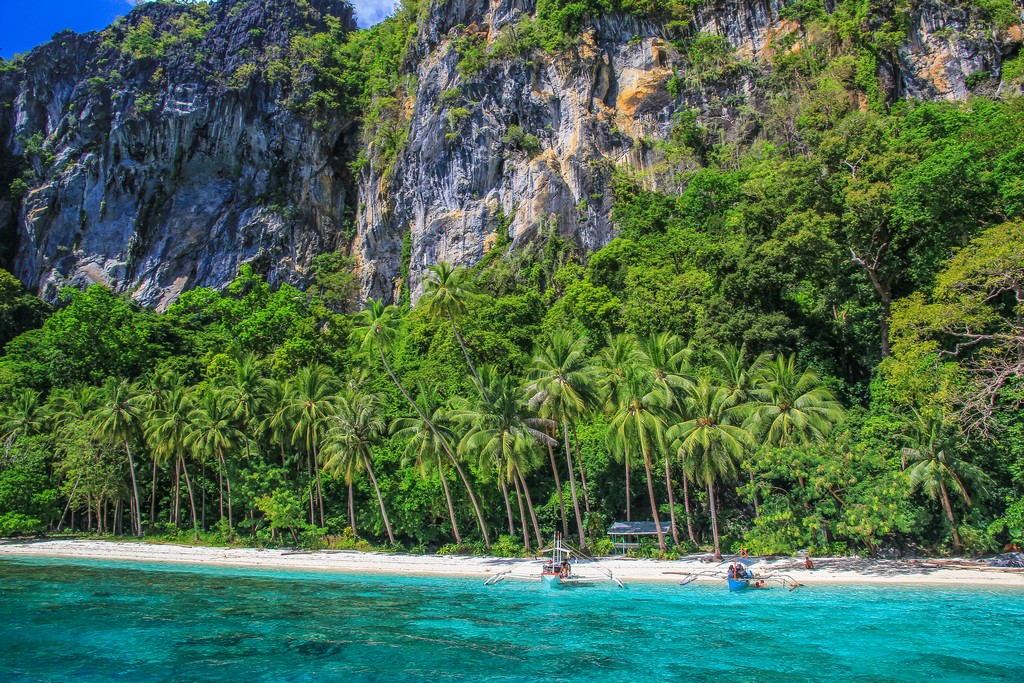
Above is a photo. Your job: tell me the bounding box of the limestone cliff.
[356,0,1024,302]
[0,0,357,309]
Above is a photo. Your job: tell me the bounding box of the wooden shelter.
[606,521,673,553]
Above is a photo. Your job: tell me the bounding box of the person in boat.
[559,560,570,578]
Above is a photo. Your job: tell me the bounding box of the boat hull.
[541,573,562,588]
[727,577,750,591]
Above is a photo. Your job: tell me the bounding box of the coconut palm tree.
[903,410,988,554]
[186,389,243,527]
[606,368,672,552]
[92,378,145,538]
[452,371,555,549]
[217,352,267,459]
[749,354,845,448]
[713,344,770,517]
[0,389,46,456]
[668,378,753,559]
[596,333,643,523]
[637,332,694,546]
[420,263,487,398]
[525,332,599,549]
[352,299,491,548]
[320,390,393,544]
[281,364,339,527]
[391,383,464,544]
[145,385,199,536]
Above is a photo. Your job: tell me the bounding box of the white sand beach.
[2,539,1023,587]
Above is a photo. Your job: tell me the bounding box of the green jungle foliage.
[1,0,1023,559]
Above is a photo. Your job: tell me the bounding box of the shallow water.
[0,556,1021,682]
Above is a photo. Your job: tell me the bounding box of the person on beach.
[805,556,815,570]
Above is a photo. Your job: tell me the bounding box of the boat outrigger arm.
[485,534,625,588]
[665,567,802,591]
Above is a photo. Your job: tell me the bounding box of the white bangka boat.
[485,533,625,588]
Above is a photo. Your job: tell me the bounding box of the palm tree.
[282,364,339,527]
[0,389,46,456]
[391,383,464,544]
[713,344,769,517]
[596,333,643,523]
[606,368,672,552]
[420,263,487,398]
[452,370,555,550]
[903,410,988,554]
[92,378,145,538]
[668,378,753,559]
[637,332,694,545]
[321,390,393,544]
[218,352,267,460]
[749,354,845,448]
[186,389,243,527]
[525,332,599,549]
[145,385,199,536]
[352,299,491,548]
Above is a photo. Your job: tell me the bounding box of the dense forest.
[0,0,1023,558]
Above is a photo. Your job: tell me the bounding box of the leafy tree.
[92,378,146,537]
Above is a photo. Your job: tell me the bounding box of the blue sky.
[0,0,392,60]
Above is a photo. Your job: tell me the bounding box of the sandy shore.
[1,539,1022,587]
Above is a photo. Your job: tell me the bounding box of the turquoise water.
[1,556,1022,682]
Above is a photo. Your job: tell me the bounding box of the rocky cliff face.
[1,0,1021,308]
[0,0,356,309]
[356,0,1023,302]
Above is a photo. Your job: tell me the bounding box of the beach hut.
[606,521,673,553]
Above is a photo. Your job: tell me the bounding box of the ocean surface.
[1,555,1022,682]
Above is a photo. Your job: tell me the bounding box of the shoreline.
[1,539,1022,587]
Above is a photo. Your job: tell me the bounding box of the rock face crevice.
[1,0,1021,308]
[0,0,357,309]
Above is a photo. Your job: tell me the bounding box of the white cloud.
[350,0,394,27]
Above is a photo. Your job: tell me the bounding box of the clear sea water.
[1,556,1022,682]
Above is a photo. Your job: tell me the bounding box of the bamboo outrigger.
[666,558,802,591]
[485,533,625,588]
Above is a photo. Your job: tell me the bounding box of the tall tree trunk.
[708,480,722,560]
[625,455,631,522]
[438,464,462,544]
[663,455,680,546]
[306,458,315,526]
[173,458,181,526]
[378,343,491,548]
[517,466,543,549]
[571,426,591,515]
[363,453,394,544]
[512,472,530,550]
[123,439,143,538]
[313,443,325,527]
[939,481,962,553]
[57,473,82,532]
[150,458,158,530]
[450,312,488,402]
[640,437,666,552]
[562,422,587,550]
[546,436,568,537]
[201,463,206,529]
[347,481,357,537]
[218,467,224,523]
[220,449,233,528]
[179,456,199,540]
[499,475,515,537]
[682,472,697,545]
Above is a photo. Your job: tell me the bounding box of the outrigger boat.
[485,533,625,589]
[667,558,802,592]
